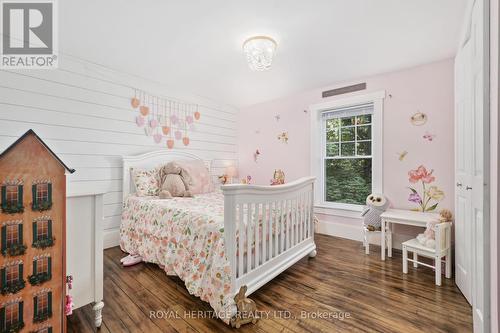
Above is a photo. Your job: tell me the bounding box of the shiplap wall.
[0,58,238,248]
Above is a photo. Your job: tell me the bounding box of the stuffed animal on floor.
[158,162,193,199]
[416,209,453,248]
[361,194,389,231]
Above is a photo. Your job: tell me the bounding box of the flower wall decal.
[407,165,444,212]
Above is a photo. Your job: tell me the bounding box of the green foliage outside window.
[324,114,373,205]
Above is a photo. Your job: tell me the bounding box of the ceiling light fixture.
[242,36,277,71]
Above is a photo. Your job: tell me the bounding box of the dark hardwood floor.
[67,234,472,333]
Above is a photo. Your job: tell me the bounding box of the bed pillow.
[131,167,160,196]
[174,160,213,194]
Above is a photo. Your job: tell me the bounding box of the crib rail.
[221,177,316,296]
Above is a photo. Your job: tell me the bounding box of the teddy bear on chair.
[416,209,453,248]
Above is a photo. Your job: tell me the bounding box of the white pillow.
[131,167,160,196]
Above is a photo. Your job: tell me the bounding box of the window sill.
[314,204,363,219]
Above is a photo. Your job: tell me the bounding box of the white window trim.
[310,90,385,215]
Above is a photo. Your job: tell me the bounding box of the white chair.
[362,227,382,255]
[402,222,452,286]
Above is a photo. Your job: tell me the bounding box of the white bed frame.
[122,150,316,302]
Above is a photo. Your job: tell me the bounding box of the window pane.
[356,125,371,140]
[326,127,339,142]
[341,143,355,156]
[326,143,339,156]
[326,118,340,128]
[356,114,371,125]
[325,158,372,205]
[356,141,372,156]
[340,127,355,141]
[341,116,355,126]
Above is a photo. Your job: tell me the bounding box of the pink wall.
[237,59,455,217]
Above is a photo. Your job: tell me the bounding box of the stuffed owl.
[361,194,389,231]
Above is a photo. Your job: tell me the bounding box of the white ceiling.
[61,0,467,108]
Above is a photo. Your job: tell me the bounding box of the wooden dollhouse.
[0,130,74,333]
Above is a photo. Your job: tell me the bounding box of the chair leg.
[413,252,418,268]
[435,256,442,286]
[402,246,408,274]
[387,224,393,258]
[363,231,369,255]
[445,249,452,279]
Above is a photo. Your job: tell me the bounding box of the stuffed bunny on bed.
[158,162,193,199]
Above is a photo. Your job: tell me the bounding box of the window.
[5,265,18,285]
[1,184,23,214]
[37,293,48,314]
[6,225,18,247]
[310,91,384,212]
[5,303,18,327]
[5,186,18,207]
[36,183,48,203]
[32,183,52,211]
[37,220,48,241]
[34,291,52,322]
[37,258,48,275]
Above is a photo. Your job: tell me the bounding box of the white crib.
[122,150,317,301]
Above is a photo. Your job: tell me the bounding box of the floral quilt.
[120,191,236,322]
[120,191,299,323]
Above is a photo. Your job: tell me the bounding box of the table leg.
[381,219,385,260]
[388,222,393,258]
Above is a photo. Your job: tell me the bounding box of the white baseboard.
[103,228,120,249]
[316,220,414,251]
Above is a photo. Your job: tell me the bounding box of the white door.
[470,0,490,331]
[454,40,473,304]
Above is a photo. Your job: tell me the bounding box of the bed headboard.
[122,150,209,199]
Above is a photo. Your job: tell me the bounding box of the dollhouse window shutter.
[1,226,6,252]
[18,263,23,282]
[33,259,37,275]
[18,223,23,244]
[1,186,6,210]
[47,183,52,205]
[47,292,52,314]
[33,296,38,317]
[32,222,37,242]
[32,184,37,210]
[0,306,4,329]
[48,220,52,239]
[18,301,23,323]
[1,268,5,288]
[47,257,52,279]
[17,185,22,209]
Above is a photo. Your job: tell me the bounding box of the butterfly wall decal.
[423,132,436,142]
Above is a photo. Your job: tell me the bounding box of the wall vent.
[322,83,366,98]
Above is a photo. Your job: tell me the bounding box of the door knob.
[466,186,472,190]
[456,182,463,187]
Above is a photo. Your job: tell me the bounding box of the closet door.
[469,0,490,331]
[454,40,473,305]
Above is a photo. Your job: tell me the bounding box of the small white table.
[380,209,440,260]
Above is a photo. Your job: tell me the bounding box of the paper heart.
[140,105,149,116]
[185,115,194,124]
[182,137,190,146]
[153,133,162,143]
[167,139,175,149]
[131,97,140,108]
[149,119,159,128]
[174,130,182,140]
[161,126,170,135]
[135,116,145,127]
[194,111,201,120]
[170,115,179,124]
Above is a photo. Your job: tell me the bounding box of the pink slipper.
[120,254,141,264]
[122,255,143,267]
